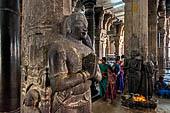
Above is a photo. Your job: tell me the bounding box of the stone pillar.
[166,19,170,67]
[123,0,148,61]
[148,0,158,64]
[114,38,120,56]
[82,0,96,47]
[21,0,72,112]
[0,0,20,112]
[148,0,159,82]
[95,39,100,57]
[95,32,103,59]
[157,0,166,75]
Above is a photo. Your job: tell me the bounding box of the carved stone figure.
[126,50,142,94]
[49,12,102,113]
[140,59,154,100]
[23,89,41,113]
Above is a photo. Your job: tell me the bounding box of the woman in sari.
[105,66,117,104]
[99,57,109,99]
[113,58,123,93]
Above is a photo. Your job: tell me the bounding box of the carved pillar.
[21,0,72,112]
[148,0,158,64]
[158,0,166,75]
[123,0,148,61]
[148,0,159,82]
[114,38,120,56]
[166,19,170,67]
[0,0,20,112]
[95,7,104,59]
[82,0,96,47]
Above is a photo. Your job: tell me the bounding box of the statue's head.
[131,50,141,59]
[64,12,88,41]
[131,50,137,58]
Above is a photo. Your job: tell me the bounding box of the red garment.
[106,72,117,103]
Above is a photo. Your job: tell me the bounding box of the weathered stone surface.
[124,0,148,61]
[49,12,102,113]
[157,0,167,75]
[148,0,158,64]
[21,0,72,112]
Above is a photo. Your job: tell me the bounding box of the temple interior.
[0,0,170,113]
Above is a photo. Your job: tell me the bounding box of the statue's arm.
[135,60,142,71]
[50,71,90,92]
[49,46,90,92]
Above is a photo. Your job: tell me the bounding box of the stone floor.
[92,95,170,113]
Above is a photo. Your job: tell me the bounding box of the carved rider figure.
[48,12,102,113]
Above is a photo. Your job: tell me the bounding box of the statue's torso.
[64,38,92,74]
[128,58,141,73]
[53,38,93,105]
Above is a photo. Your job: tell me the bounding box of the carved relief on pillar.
[21,0,73,112]
[166,19,170,67]
[103,11,113,30]
[157,0,167,73]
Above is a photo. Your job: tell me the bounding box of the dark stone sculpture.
[49,12,102,113]
[124,51,154,100]
[125,50,142,94]
[140,59,154,100]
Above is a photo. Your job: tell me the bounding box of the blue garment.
[156,81,167,89]
[155,81,170,98]
[113,63,123,92]
[113,63,120,75]
[155,90,170,98]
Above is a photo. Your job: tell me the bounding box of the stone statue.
[140,55,154,100]
[126,50,142,94]
[48,12,102,113]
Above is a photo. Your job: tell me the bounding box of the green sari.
[99,63,109,96]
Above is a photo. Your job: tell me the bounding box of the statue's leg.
[128,75,136,93]
[128,76,132,93]
[135,72,141,94]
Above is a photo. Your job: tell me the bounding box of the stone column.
[157,0,166,75]
[166,19,170,67]
[123,0,148,61]
[148,0,159,82]
[148,0,158,64]
[0,0,20,112]
[114,38,120,56]
[82,0,96,47]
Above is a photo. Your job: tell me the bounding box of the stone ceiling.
[96,0,125,21]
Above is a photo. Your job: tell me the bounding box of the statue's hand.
[82,53,97,77]
[80,70,91,81]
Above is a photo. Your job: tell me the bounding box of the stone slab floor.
[92,95,170,113]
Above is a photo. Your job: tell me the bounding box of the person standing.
[105,66,117,104]
[99,57,109,99]
[113,58,122,93]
